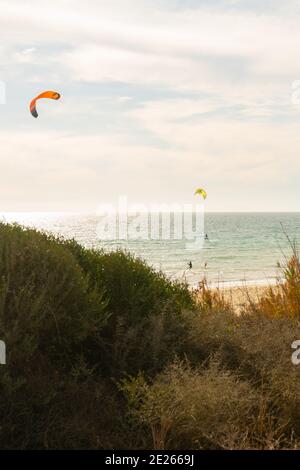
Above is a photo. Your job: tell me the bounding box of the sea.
[1,212,300,288]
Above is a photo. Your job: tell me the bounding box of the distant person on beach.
[188,261,193,269]
[205,234,209,240]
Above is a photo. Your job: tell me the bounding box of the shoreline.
[210,278,280,289]
[189,276,281,289]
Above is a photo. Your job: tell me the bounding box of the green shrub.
[0,223,108,369]
[0,223,111,448]
[64,243,195,376]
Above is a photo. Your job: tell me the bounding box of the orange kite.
[30,91,61,118]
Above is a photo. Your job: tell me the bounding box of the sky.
[1,0,300,211]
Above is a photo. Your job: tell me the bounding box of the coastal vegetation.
[0,222,300,449]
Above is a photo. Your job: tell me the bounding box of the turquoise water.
[1,212,300,287]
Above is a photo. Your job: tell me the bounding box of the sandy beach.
[214,284,272,313]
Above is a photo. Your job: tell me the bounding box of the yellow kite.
[194,188,207,200]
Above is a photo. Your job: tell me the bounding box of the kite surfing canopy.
[194,188,207,200]
[30,91,61,118]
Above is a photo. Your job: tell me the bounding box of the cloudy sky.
[1,0,300,211]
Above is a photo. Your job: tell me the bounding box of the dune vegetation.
[0,222,300,449]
